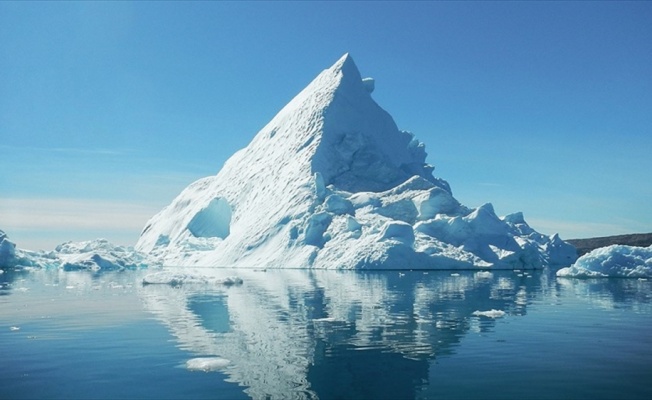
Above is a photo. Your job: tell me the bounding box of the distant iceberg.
[0,230,151,271]
[0,229,17,268]
[142,271,243,286]
[557,244,652,278]
[135,54,576,270]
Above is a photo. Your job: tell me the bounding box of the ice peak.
[330,53,357,74]
[135,55,576,270]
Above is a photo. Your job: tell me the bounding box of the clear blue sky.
[1,1,651,250]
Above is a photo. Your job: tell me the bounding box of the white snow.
[186,357,231,372]
[472,309,506,318]
[132,54,576,270]
[557,244,652,278]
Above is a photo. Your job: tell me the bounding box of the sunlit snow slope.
[136,54,576,269]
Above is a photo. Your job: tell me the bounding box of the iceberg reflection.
[138,269,550,399]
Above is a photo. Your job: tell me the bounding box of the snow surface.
[557,244,652,278]
[135,53,576,270]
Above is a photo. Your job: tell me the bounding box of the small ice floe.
[313,317,337,322]
[142,272,243,287]
[472,309,506,318]
[186,357,230,372]
[474,271,493,279]
[10,326,20,331]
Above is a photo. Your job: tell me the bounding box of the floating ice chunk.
[472,309,506,318]
[474,271,493,279]
[142,272,243,286]
[312,317,337,322]
[186,357,231,372]
[556,244,652,278]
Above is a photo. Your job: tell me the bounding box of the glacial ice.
[0,55,577,272]
[135,53,577,270]
[557,244,652,278]
[142,271,243,286]
[472,309,506,318]
[0,230,17,268]
[0,230,152,271]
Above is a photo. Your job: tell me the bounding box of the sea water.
[1,268,651,399]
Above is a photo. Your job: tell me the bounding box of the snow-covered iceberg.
[0,229,56,269]
[136,54,576,270]
[0,229,151,271]
[55,239,150,271]
[557,244,652,278]
[0,229,17,268]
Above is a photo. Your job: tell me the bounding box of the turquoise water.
[1,268,651,399]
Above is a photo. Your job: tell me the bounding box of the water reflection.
[138,269,554,399]
[3,267,650,399]
[556,277,652,313]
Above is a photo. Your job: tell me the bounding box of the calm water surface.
[1,268,651,399]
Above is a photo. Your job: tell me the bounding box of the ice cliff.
[136,54,576,269]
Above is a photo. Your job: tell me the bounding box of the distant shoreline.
[567,233,652,257]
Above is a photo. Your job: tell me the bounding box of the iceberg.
[557,244,652,278]
[0,229,152,271]
[128,53,575,269]
[142,271,243,286]
[472,309,506,318]
[0,229,17,268]
[55,239,150,271]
